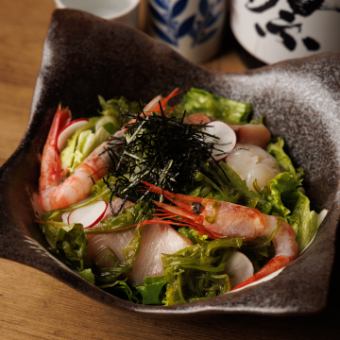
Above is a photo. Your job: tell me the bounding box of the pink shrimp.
[38,107,112,212]
[144,88,181,114]
[142,182,299,289]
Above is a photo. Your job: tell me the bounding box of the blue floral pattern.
[149,0,224,47]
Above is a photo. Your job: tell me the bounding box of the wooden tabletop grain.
[0,1,338,339]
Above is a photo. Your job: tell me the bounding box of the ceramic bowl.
[0,9,339,315]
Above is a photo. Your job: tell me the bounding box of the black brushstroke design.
[287,0,324,16]
[303,36,321,50]
[246,0,280,13]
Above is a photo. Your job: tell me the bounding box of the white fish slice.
[87,229,136,266]
[130,224,191,284]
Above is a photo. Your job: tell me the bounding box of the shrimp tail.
[39,106,71,192]
[232,255,292,290]
[49,105,72,149]
[150,88,180,114]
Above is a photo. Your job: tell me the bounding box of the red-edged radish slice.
[61,212,70,225]
[143,95,162,112]
[203,121,236,160]
[225,251,254,287]
[68,200,108,229]
[57,118,88,151]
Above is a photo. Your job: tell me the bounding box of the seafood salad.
[37,88,326,305]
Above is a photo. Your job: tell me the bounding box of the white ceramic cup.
[148,0,226,63]
[231,0,340,64]
[54,0,140,27]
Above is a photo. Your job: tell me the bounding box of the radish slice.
[225,251,254,287]
[143,95,162,112]
[68,200,108,229]
[57,118,88,151]
[203,121,236,160]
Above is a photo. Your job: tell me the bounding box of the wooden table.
[0,1,338,339]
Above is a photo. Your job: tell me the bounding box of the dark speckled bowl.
[0,9,339,315]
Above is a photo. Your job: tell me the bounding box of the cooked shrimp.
[38,107,112,212]
[142,182,299,289]
[226,144,280,191]
[143,88,180,114]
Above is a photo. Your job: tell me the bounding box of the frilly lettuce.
[40,221,87,270]
[180,88,252,124]
[98,95,140,124]
[161,238,242,305]
[265,138,325,250]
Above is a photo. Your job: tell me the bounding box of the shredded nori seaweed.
[105,112,216,200]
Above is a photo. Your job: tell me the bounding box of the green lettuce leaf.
[78,268,95,284]
[85,202,149,234]
[162,238,242,305]
[98,95,140,125]
[264,138,323,250]
[263,171,301,217]
[136,276,168,305]
[40,221,87,270]
[180,88,252,124]
[100,278,138,302]
[288,190,321,251]
[267,138,303,178]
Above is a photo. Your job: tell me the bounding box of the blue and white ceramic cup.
[148,0,226,63]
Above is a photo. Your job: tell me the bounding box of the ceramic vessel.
[148,0,226,63]
[0,9,339,315]
[54,0,140,26]
[231,0,340,64]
